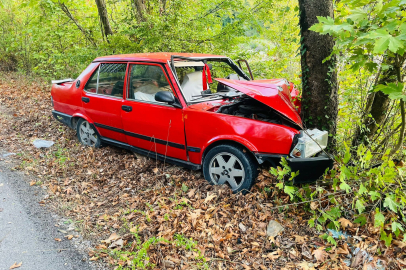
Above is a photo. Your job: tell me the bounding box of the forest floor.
[0,72,404,270]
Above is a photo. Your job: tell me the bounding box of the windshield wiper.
[190,93,222,101]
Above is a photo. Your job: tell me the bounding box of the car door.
[121,63,187,161]
[82,62,127,142]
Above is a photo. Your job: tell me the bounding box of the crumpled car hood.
[215,78,302,126]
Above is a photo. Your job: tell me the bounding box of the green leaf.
[375,83,405,100]
[355,199,365,214]
[366,29,404,53]
[359,184,367,195]
[383,195,399,212]
[380,230,392,247]
[181,183,188,192]
[391,222,404,237]
[327,235,337,246]
[340,181,351,193]
[369,191,381,201]
[374,209,385,228]
[347,8,368,22]
[284,185,296,200]
[354,215,367,226]
[374,36,390,54]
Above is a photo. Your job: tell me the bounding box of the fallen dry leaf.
[310,201,318,210]
[66,235,73,240]
[204,193,216,203]
[9,262,22,269]
[312,247,327,262]
[29,180,36,186]
[338,218,353,229]
[297,261,316,270]
[54,238,62,242]
[262,250,281,261]
[393,240,406,248]
[89,256,98,261]
[109,238,124,249]
[294,235,306,244]
[101,232,120,244]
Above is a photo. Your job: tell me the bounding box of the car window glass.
[97,63,127,98]
[128,64,171,102]
[84,67,99,93]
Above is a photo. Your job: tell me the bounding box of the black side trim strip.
[52,110,73,129]
[94,123,185,150]
[100,137,200,170]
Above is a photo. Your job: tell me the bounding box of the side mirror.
[155,91,175,104]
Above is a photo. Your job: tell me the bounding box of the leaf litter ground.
[0,73,405,270]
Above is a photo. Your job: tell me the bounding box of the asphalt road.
[0,154,101,270]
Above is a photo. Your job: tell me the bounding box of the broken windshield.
[170,56,250,104]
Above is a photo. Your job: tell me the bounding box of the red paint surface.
[51,54,302,166]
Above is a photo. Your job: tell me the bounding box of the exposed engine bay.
[215,97,283,125]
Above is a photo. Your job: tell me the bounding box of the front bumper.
[287,156,334,184]
[256,154,334,184]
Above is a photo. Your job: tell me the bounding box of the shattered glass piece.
[327,229,349,239]
[33,139,54,148]
[2,152,16,157]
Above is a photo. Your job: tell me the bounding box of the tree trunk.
[298,0,338,148]
[95,0,113,38]
[352,57,398,147]
[133,0,146,22]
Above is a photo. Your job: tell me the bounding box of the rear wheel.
[76,118,101,148]
[203,144,258,194]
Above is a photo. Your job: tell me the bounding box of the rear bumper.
[52,110,73,129]
[255,153,333,184]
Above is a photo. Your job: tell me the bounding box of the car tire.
[203,144,258,194]
[76,118,101,148]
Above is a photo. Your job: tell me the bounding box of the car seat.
[111,81,124,97]
[181,72,209,102]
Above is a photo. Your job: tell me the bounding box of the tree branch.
[58,2,96,46]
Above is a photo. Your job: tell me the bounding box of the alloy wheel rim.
[79,121,97,147]
[209,152,245,191]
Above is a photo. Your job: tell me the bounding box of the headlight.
[290,129,328,158]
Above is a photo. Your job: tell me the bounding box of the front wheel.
[76,118,101,148]
[203,144,258,194]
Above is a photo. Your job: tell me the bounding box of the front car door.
[121,63,187,161]
[82,62,127,142]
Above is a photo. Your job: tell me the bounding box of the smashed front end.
[287,129,334,184]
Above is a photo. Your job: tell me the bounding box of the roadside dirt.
[0,73,404,270]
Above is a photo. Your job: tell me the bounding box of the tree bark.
[133,0,146,22]
[94,0,113,38]
[352,58,398,147]
[298,0,338,148]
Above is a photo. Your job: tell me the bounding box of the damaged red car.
[51,53,333,193]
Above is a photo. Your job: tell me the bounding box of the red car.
[51,53,332,193]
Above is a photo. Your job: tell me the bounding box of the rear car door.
[82,63,127,142]
[121,63,187,161]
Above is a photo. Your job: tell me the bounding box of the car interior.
[128,64,171,102]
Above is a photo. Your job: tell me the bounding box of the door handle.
[122,105,132,112]
[82,97,90,103]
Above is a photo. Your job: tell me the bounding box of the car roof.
[93,52,227,63]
